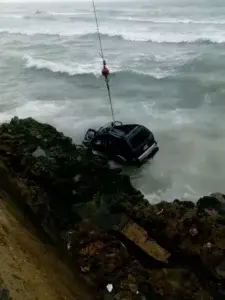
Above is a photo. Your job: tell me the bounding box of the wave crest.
[1,28,225,44]
[23,55,99,76]
[82,32,225,44]
[110,16,225,25]
[23,55,170,79]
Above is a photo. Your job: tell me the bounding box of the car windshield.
[129,128,150,149]
[98,122,113,132]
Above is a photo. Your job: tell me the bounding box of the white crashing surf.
[110,16,225,25]
[1,27,225,44]
[23,55,103,76]
[22,55,179,79]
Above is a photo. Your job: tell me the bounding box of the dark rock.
[0,289,12,300]
[216,259,225,279]
[197,193,225,215]
[0,279,12,300]
[32,146,46,158]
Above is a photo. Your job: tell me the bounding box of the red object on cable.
[102,66,109,78]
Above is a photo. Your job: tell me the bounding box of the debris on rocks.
[189,227,198,236]
[106,284,113,293]
[115,215,170,263]
[203,242,212,249]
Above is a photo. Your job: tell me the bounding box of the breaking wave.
[1,28,225,44]
[111,16,225,25]
[23,55,101,76]
[23,10,91,21]
[34,11,90,16]
[23,55,170,79]
[82,32,225,44]
[3,10,225,27]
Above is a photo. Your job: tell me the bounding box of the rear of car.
[127,126,159,164]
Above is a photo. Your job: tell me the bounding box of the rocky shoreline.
[0,117,225,299]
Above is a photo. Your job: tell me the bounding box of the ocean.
[1,0,225,203]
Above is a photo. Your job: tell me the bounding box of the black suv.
[83,121,159,165]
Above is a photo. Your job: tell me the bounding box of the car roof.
[109,124,142,139]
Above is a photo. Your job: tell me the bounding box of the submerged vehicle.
[83,121,159,165]
[82,1,159,166]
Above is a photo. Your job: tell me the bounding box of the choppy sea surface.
[1,0,225,203]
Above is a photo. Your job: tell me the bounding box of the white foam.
[49,12,91,16]
[110,16,225,25]
[1,27,225,44]
[22,55,175,79]
[23,55,104,76]
[0,101,62,122]
[0,13,23,19]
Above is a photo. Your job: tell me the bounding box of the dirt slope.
[0,198,93,300]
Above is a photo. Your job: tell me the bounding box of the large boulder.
[197,192,225,215]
